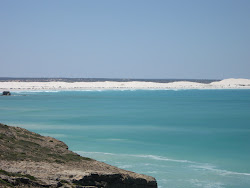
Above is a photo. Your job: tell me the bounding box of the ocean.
[1,89,250,188]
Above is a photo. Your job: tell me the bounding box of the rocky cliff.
[0,123,157,188]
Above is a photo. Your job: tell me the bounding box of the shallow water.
[1,90,250,188]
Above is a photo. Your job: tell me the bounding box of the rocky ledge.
[0,123,157,188]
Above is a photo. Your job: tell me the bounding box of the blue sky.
[0,0,250,79]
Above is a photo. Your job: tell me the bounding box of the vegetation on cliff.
[0,123,157,188]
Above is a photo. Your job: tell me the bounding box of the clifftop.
[0,123,157,188]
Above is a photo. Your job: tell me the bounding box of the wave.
[130,154,194,163]
[11,89,194,93]
[76,151,196,164]
[14,90,61,93]
[189,179,224,188]
[189,164,250,176]
[76,151,250,177]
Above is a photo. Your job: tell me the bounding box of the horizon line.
[0,77,221,81]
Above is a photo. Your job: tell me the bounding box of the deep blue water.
[1,90,250,188]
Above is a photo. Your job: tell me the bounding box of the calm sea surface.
[1,90,250,188]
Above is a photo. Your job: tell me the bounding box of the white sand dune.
[0,78,250,91]
[210,78,250,86]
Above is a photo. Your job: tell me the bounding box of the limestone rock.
[0,123,157,188]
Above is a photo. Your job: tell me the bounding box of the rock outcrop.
[0,123,157,188]
[1,91,11,96]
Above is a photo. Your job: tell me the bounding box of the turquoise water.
[1,90,250,188]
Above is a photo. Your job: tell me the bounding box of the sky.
[0,0,250,79]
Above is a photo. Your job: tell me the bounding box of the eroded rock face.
[73,173,157,188]
[0,123,157,188]
[2,91,11,96]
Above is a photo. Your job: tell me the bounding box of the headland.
[0,123,157,188]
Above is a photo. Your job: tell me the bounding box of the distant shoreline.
[1,78,250,91]
[0,77,218,84]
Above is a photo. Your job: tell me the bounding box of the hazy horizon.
[0,76,220,80]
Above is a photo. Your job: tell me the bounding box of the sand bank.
[0,78,250,91]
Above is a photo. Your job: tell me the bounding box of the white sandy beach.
[1,78,250,91]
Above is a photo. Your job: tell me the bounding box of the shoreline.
[1,78,250,91]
